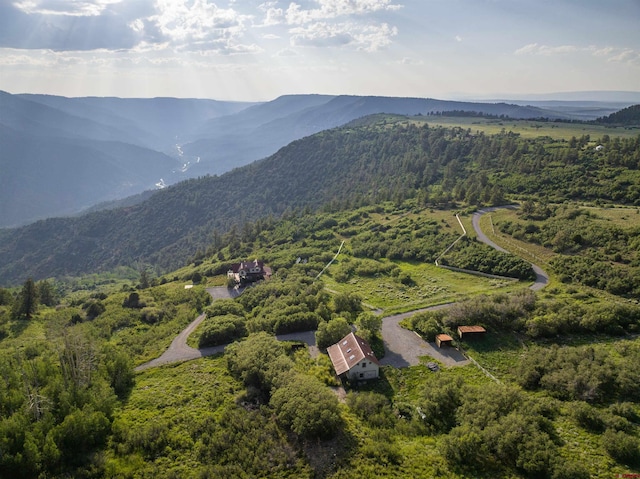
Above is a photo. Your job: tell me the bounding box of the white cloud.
[516,42,640,66]
[144,0,257,54]
[515,43,577,56]
[12,0,122,16]
[514,43,538,55]
[290,21,396,51]
[286,0,401,24]
[455,35,462,42]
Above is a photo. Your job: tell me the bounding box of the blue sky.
[0,0,638,101]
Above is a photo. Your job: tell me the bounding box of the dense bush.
[346,391,395,429]
[199,314,246,347]
[516,343,640,403]
[440,237,535,280]
[602,429,640,466]
[315,317,352,350]
[270,372,343,439]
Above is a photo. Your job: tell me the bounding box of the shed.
[435,334,454,348]
[457,325,486,340]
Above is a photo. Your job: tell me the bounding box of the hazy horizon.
[0,1,638,102]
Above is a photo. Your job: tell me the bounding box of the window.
[362,362,366,368]
[349,355,356,361]
[359,373,364,378]
[346,348,352,353]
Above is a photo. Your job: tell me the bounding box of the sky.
[0,0,638,101]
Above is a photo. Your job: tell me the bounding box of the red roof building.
[327,332,380,380]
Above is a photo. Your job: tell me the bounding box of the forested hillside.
[2,91,567,226]
[1,116,639,286]
[1,197,639,478]
[597,104,640,125]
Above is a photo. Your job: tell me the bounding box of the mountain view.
[1,1,640,478]
[5,90,633,227]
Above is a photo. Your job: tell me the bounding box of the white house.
[327,332,380,381]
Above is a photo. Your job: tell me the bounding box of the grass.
[323,260,524,314]
[402,116,640,140]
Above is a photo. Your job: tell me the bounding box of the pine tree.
[13,278,38,320]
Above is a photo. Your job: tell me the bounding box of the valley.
[0,104,639,478]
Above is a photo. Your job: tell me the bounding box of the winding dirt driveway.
[135,286,244,371]
[136,207,549,371]
[473,207,549,291]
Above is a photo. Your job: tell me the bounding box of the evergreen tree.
[13,278,38,320]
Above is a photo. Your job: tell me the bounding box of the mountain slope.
[1,116,639,286]
[0,124,178,226]
[0,91,256,227]
[596,104,640,125]
[182,94,555,176]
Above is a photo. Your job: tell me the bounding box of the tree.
[355,312,382,341]
[13,278,38,320]
[333,292,362,319]
[0,287,13,307]
[315,317,352,350]
[270,372,342,439]
[36,280,57,307]
[225,332,292,396]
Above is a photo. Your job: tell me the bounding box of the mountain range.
[3,90,635,227]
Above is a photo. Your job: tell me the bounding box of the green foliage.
[199,314,246,347]
[332,291,363,320]
[0,287,13,306]
[237,276,325,335]
[516,343,640,403]
[354,312,382,342]
[270,372,343,439]
[602,429,640,466]
[315,317,352,350]
[225,332,292,397]
[441,382,565,478]
[419,375,464,433]
[440,237,535,280]
[410,312,442,342]
[12,278,37,320]
[346,391,395,428]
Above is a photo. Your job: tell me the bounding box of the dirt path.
[136,206,549,371]
[135,286,243,371]
[472,207,549,291]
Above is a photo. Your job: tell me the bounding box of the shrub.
[602,429,640,465]
[198,314,246,347]
[270,373,342,439]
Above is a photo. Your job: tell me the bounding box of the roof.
[458,325,486,333]
[229,259,264,273]
[327,332,380,376]
[436,334,453,342]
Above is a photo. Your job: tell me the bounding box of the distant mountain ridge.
[1,90,632,227]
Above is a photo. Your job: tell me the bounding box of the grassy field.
[404,115,640,140]
[323,260,522,314]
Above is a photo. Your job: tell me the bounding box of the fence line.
[315,240,345,280]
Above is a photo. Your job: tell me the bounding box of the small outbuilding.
[435,334,454,348]
[327,332,380,381]
[457,325,486,340]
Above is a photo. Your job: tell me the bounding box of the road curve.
[472,206,549,291]
[135,286,244,371]
[136,206,549,371]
